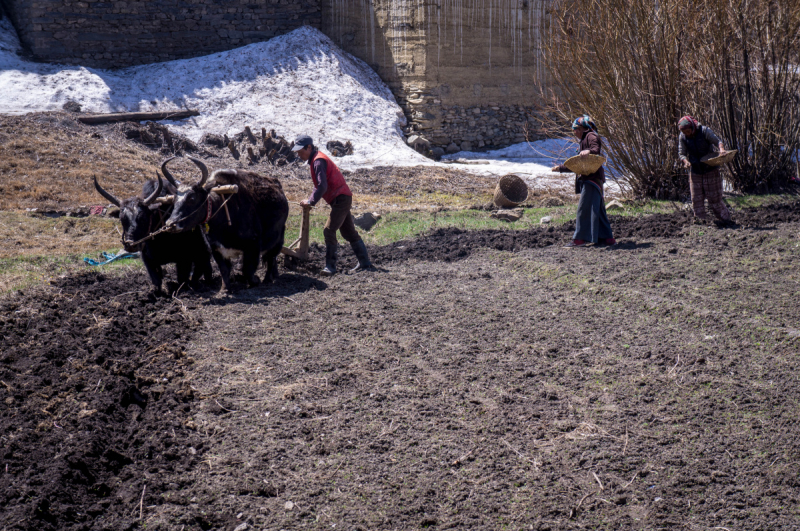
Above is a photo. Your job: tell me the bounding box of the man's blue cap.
[291,134,314,151]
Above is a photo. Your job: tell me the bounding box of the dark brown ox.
[162,157,289,290]
[93,170,212,292]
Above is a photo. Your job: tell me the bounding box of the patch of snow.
[0,18,606,190]
[440,139,576,191]
[444,138,576,164]
[443,138,624,194]
[0,22,424,169]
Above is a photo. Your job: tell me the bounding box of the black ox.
[162,157,289,290]
[93,168,213,292]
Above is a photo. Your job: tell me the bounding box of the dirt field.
[3,201,800,530]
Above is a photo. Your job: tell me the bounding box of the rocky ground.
[2,203,800,530]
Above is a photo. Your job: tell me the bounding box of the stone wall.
[437,103,538,152]
[321,0,552,150]
[0,0,321,67]
[324,0,428,105]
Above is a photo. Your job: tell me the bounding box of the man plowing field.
[293,135,373,276]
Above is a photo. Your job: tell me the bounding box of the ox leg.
[176,260,192,288]
[144,261,164,293]
[242,247,261,287]
[202,260,214,283]
[261,225,285,284]
[263,246,281,283]
[196,230,214,284]
[271,228,285,282]
[191,256,213,286]
[212,250,234,291]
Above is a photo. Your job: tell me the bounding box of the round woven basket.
[701,149,738,167]
[493,174,529,208]
[564,154,606,175]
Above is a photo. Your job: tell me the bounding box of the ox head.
[163,156,217,233]
[94,174,166,252]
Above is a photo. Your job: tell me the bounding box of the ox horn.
[187,156,209,188]
[143,175,163,206]
[157,170,178,194]
[160,156,180,188]
[93,175,120,207]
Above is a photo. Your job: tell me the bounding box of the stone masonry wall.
[322,0,552,151]
[437,103,538,152]
[0,0,321,67]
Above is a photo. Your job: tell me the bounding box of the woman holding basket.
[677,116,732,223]
[551,115,616,248]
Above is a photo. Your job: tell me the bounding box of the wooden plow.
[281,203,312,260]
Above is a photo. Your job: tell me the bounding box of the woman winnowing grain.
[551,115,616,248]
[677,116,732,223]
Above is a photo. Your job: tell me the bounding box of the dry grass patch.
[1,112,497,212]
[0,211,121,259]
[0,211,128,292]
[0,113,163,210]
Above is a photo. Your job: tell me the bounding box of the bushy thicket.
[537,0,800,198]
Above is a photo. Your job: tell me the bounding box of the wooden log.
[153,195,175,205]
[244,126,257,144]
[210,184,239,194]
[77,110,199,125]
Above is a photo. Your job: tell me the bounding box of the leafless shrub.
[537,0,800,197]
[695,0,800,192]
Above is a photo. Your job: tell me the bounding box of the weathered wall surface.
[0,0,321,67]
[322,0,551,149]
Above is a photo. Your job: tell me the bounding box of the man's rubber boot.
[321,242,337,276]
[349,239,374,272]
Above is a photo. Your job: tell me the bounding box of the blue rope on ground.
[83,250,140,266]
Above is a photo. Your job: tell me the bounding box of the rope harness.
[204,197,213,223]
[126,192,235,247]
[123,202,168,248]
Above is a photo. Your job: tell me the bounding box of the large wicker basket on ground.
[493,174,529,208]
[701,149,738,167]
[563,154,606,175]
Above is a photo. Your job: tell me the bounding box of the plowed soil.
[0,273,207,530]
[3,202,800,530]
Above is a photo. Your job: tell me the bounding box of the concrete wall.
[0,0,321,67]
[321,0,551,149]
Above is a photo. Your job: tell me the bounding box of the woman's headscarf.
[677,116,700,131]
[572,115,598,133]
